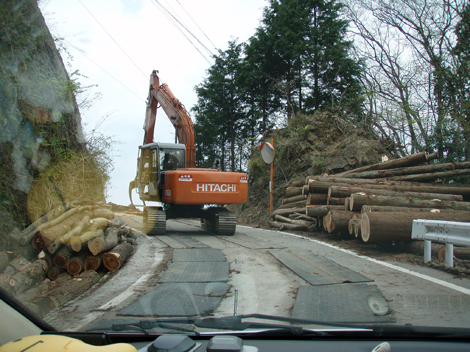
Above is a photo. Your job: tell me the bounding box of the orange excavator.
[129,70,248,235]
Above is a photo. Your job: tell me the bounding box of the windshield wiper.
[87,318,198,335]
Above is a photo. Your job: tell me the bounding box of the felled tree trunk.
[53,245,74,269]
[285,187,304,198]
[271,207,306,218]
[103,242,134,271]
[66,252,89,276]
[88,228,118,256]
[85,254,103,271]
[350,193,470,212]
[323,210,356,234]
[47,266,64,281]
[281,194,307,205]
[305,205,344,217]
[9,259,50,294]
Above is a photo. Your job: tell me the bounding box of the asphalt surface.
[43,214,470,330]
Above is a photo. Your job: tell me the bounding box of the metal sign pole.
[270,137,274,215]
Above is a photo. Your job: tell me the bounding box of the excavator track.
[144,207,166,235]
[202,207,236,236]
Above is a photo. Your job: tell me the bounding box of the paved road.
[44,214,470,330]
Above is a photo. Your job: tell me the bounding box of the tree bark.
[284,178,306,189]
[341,161,470,179]
[278,200,306,209]
[103,242,134,271]
[323,210,357,234]
[285,187,304,198]
[274,215,315,228]
[9,259,49,294]
[350,193,470,212]
[271,207,306,218]
[47,266,64,281]
[307,193,328,205]
[390,169,470,182]
[269,221,311,231]
[361,211,470,243]
[53,245,74,269]
[336,151,436,176]
[281,194,307,205]
[305,205,344,217]
[69,230,104,251]
[329,185,463,202]
[87,228,118,256]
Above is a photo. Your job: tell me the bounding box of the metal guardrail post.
[424,240,431,263]
[445,243,454,267]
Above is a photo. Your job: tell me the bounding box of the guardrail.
[411,219,470,267]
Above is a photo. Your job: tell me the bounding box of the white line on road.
[239,226,470,296]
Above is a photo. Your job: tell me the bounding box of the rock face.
[0,0,86,235]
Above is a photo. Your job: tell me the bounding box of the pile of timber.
[272,151,470,244]
[1,199,141,317]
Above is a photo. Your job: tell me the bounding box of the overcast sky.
[39,0,267,206]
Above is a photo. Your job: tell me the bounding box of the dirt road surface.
[44,213,470,331]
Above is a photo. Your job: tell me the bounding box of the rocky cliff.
[0,0,104,242]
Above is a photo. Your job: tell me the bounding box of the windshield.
[2,0,470,340]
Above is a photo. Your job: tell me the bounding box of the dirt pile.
[236,111,392,226]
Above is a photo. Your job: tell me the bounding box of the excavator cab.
[135,142,186,202]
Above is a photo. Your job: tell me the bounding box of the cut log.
[327,197,347,205]
[274,215,314,228]
[91,208,115,219]
[9,259,49,294]
[306,205,344,217]
[87,228,118,256]
[269,221,311,231]
[53,245,74,269]
[336,151,436,176]
[282,194,307,205]
[103,242,134,271]
[361,212,470,243]
[308,177,470,197]
[278,200,306,209]
[85,254,103,271]
[439,246,470,261]
[391,168,470,182]
[350,193,470,212]
[58,216,91,244]
[329,185,463,202]
[340,161,470,179]
[271,207,306,219]
[66,252,89,276]
[285,187,304,198]
[15,205,66,246]
[69,230,104,251]
[323,210,357,234]
[289,213,317,222]
[361,205,454,213]
[307,193,328,205]
[284,178,306,189]
[35,271,102,317]
[47,266,64,281]
[88,218,111,231]
[348,214,362,237]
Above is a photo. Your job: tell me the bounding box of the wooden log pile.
[272,151,470,247]
[2,199,141,317]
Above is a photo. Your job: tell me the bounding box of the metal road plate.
[173,248,226,262]
[155,235,191,248]
[171,235,210,248]
[220,233,285,249]
[269,249,372,285]
[159,261,229,283]
[292,284,395,323]
[117,282,231,317]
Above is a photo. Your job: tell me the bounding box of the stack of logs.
[0,199,140,317]
[271,151,470,243]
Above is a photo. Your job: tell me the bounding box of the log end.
[361,212,370,242]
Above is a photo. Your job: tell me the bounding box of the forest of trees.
[192,0,469,172]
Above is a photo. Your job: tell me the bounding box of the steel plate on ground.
[170,235,209,248]
[173,248,226,262]
[292,284,395,323]
[219,233,285,249]
[117,282,231,317]
[159,261,229,282]
[269,249,372,285]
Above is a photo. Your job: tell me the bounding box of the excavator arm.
[144,70,196,168]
